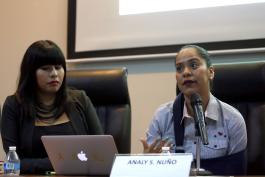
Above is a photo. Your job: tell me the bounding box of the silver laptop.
[41,135,118,175]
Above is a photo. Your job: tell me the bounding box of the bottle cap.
[162,146,170,151]
[9,146,16,151]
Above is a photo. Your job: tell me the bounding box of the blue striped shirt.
[146,93,247,159]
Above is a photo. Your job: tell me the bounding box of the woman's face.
[175,47,214,98]
[36,65,65,95]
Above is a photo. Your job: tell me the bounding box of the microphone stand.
[190,127,212,176]
[195,136,202,172]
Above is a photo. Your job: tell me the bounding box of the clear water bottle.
[161,146,171,155]
[4,146,20,175]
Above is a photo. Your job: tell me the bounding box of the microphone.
[191,93,209,145]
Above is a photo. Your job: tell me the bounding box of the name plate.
[110,153,193,177]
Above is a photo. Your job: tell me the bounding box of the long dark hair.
[16,40,67,118]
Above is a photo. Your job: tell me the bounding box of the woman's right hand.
[140,138,171,153]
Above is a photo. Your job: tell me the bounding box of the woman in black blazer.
[1,40,103,174]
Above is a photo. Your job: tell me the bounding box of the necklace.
[35,103,61,124]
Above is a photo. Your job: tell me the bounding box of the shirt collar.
[182,93,219,121]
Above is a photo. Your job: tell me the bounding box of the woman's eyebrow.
[188,57,200,62]
[176,57,200,65]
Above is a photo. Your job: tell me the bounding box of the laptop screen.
[41,135,118,175]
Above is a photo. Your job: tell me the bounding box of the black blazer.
[1,88,103,174]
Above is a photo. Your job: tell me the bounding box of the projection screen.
[67,0,265,60]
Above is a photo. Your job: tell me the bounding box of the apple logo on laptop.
[77,151,88,161]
